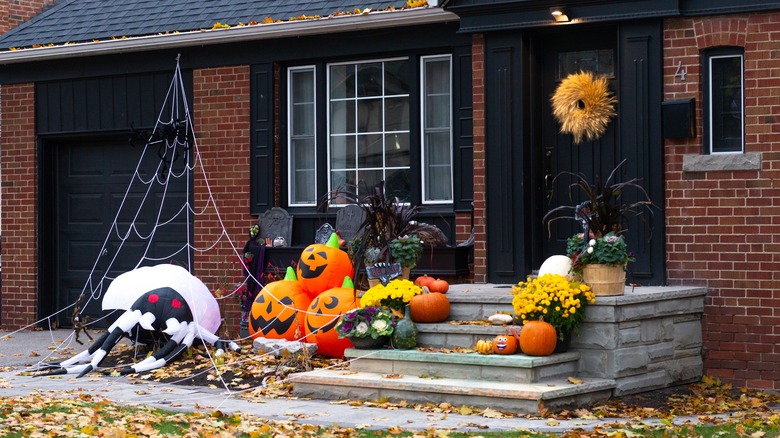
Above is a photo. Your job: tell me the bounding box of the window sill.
[682,152,761,172]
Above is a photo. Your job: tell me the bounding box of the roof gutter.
[0,7,458,65]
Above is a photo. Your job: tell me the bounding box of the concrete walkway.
[0,329,751,433]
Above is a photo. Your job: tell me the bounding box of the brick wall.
[471,33,487,283]
[664,12,780,390]
[0,83,37,329]
[0,0,56,35]
[192,66,254,337]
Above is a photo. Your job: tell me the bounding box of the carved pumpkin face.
[248,268,311,341]
[296,234,353,297]
[304,277,360,358]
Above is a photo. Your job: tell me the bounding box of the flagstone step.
[290,369,615,415]
[343,348,580,383]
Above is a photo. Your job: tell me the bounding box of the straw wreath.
[551,71,617,144]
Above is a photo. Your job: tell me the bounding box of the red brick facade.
[0,0,55,34]
[664,12,780,390]
[471,33,487,283]
[0,83,38,328]
[191,66,253,336]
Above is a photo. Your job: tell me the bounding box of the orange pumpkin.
[492,331,519,355]
[428,278,449,294]
[518,320,557,356]
[296,233,353,297]
[409,287,450,323]
[248,267,311,341]
[414,275,435,288]
[304,276,360,357]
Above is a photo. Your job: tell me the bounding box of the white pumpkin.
[537,255,573,277]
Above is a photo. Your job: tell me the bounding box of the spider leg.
[119,319,189,375]
[193,324,240,355]
[35,331,112,374]
[73,309,144,378]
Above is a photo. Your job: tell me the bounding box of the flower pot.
[582,264,626,296]
[401,266,411,280]
[349,335,389,349]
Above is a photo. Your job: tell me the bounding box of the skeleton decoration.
[37,264,239,377]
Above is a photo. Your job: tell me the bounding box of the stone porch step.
[290,369,615,415]
[344,348,580,383]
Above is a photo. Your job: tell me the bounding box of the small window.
[704,48,744,154]
[288,66,317,206]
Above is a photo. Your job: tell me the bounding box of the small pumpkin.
[518,320,558,356]
[409,286,450,323]
[476,339,493,354]
[414,275,435,288]
[492,330,519,355]
[428,278,449,294]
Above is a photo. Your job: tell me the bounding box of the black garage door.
[55,137,191,327]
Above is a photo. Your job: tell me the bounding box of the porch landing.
[289,284,707,414]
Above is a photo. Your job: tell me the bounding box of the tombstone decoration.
[259,207,292,246]
[315,223,335,244]
[366,262,403,286]
[335,204,366,243]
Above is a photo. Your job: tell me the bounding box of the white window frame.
[287,65,317,206]
[326,57,411,203]
[420,54,454,204]
[707,52,744,155]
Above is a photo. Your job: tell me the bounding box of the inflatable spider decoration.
[38,264,239,377]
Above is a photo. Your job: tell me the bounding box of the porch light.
[550,7,570,23]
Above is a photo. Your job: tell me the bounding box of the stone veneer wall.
[573,287,708,396]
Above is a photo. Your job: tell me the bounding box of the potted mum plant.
[511,273,595,353]
[567,232,633,296]
[335,306,396,349]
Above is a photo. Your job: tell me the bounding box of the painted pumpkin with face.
[296,233,353,297]
[304,276,360,357]
[248,267,311,341]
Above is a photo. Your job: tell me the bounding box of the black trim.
[250,63,275,215]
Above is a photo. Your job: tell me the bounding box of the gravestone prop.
[258,207,292,246]
[315,223,335,244]
[335,204,366,243]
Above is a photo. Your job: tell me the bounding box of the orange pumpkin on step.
[518,320,557,356]
[296,233,353,298]
[248,267,311,341]
[409,287,450,323]
[492,328,520,355]
[304,276,361,357]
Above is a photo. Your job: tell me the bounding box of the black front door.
[53,137,191,327]
[531,28,621,265]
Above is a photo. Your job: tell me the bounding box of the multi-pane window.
[328,58,411,203]
[288,66,316,206]
[286,55,453,207]
[705,48,744,154]
[421,55,453,203]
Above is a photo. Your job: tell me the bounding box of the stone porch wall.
[572,286,708,395]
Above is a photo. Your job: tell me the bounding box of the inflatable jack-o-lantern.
[296,233,353,297]
[304,276,360,357]
[248,267,311,341]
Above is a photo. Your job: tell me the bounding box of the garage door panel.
[57,138,191,327]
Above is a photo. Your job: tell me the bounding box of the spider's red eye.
[148,294,159,304]
[171,299,182,309]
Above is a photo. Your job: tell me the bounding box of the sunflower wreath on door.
[550,71,617,144]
